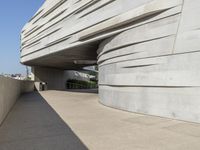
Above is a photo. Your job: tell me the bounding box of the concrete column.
[31,67,66,90]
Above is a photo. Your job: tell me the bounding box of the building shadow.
[65,88,98,94]
[0,92,88,150]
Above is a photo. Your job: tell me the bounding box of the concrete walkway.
[1,91,200,150]
[0,92,87,150]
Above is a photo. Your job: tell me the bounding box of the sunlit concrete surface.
[20,0,200,123]
[1,90,200,150]
[27,91,200,149]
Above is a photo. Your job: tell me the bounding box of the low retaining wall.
[0,76,34,125]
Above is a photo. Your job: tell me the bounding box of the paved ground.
[1,90,200,150]
[0,92,87,150]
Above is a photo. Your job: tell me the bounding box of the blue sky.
[0,0,44,75]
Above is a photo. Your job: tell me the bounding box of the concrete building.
[21,0,200,123]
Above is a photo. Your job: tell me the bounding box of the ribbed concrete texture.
[98,0,200,123]
[20,0,200,123]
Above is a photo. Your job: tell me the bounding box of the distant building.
[1,73,26,80]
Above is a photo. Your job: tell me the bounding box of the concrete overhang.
[20,0,182,69]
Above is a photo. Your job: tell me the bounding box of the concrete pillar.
[31,67,66,90]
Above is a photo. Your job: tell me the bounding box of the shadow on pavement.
[0,92,88,150]
[66,88,98,94]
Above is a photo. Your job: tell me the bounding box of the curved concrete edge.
[98,0,200,123]
[0,76,34,125]
[78,0,182,40]
[98,86,200,123]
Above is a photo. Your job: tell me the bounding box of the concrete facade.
[21,0,200,123]
[0,76,34,125]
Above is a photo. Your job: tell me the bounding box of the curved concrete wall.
[98,0,200,123]
[21,0,200,123]
[0,76,34,125]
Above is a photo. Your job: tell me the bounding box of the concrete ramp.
[0,92,87,150]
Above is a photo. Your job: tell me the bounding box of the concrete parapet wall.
[0,76,34,125]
